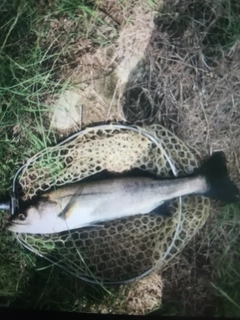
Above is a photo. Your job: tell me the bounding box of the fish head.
[7,206,41,234]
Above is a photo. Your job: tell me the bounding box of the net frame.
[9,123,209,285]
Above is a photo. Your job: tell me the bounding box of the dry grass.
[47,0,161,136]
[123,1,240,187]
[121,0,240,315]
[85,271,163,315]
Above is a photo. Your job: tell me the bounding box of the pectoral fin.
[58,196,78,220]
[149,201,172,217]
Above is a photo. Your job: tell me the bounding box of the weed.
[209,203,240,317]
[0,0,108,309]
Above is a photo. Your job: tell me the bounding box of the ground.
[0,0,240,316]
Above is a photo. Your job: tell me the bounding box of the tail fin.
[199,151,239,203]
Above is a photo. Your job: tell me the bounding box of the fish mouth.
[7,223,18,232]
[6,220,30,233]
[9,220,28,225]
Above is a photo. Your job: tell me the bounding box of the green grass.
[0,0,113,310]
[0,0,112,194]
[157,202,240,317]
[158,0,240,58]
[7,258,111,311]
[205,0,240,49]
[209,203,240,317]
[0,226,36,307]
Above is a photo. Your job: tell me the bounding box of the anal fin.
[149,200,172,217]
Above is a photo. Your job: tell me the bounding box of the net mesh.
[15,124,210,284]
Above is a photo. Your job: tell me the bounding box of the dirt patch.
[85,271,163,315]
[47,1,162,136]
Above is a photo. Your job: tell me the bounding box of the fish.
[7,151,239,234]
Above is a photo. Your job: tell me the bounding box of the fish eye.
[18,213,26,221]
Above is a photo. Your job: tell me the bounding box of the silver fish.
[7,151,239,234]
